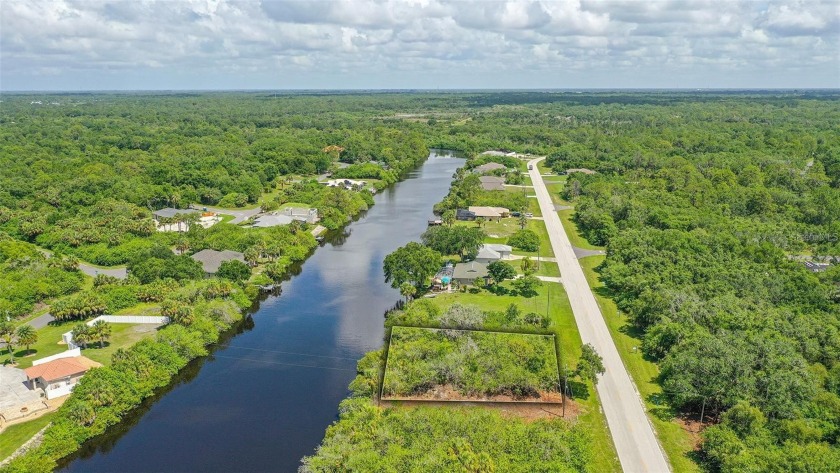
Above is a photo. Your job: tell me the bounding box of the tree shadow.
[565,379,591,401]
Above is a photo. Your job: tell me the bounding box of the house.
[481,150,509,157]
[281,207,319,224]
[474,244,513,264]
[152,208,199,222]
[453,262,489,285]
[153,208,200,232]
[325,178,367,190]
[24,355,101,400]
[473,162,507,174]
[428,216,443,226]
[252,214,295,228]
[478,176,506,191]
[191,249,246,274]
[456,209,476,221]
[804,261,831,272]
[468,206,510,221]
[253,207,319,228]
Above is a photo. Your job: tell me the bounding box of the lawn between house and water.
[381,326,561,403]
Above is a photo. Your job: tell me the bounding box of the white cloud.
[0,0,837,90]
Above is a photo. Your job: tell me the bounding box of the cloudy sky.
[1,0,838,90]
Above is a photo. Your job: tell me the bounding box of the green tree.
[399,282,417,303]
[511,274,541,297]
[442,209,455,227]
[91,320,112,348]
[216,259,251,282]
[576,344,605,384]
[383,242,441,289]
[15,325,37,355]
[507,229,539,252]
[72,323,92,349]
[520,256,536,275]
[0,321,16,363]
[487,261,516,285]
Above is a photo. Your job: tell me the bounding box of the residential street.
[528,157,671,473]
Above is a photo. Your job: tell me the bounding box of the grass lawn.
[454,219,519,240]
[505,219,554,258]
[425,281,620,471]
[114,302,161,316]
[579,256,700,472]
[531,260,560,278]
[527,195,543,217]
[2,321,159,369]
[217,214,236,224]
[0,412,56,461]
[558,210,604,251]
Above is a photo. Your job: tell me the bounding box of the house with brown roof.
[24,355,101,400]
[468,206,510,221]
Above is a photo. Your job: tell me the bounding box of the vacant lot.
[382,326,559,401]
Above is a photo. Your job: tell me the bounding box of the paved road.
[192,204,261,224]
[529,157,670,473]
[37,248,127,280]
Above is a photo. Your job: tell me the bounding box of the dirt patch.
[382,384,562,403]
[131,325,159,334]
[676,417,705,450]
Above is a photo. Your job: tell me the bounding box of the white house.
[24,353,101,400]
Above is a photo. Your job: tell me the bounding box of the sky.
[1,0,838,91]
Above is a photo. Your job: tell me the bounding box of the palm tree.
[475,217,486,228]
[442,210,455,227]
[16,325,37,356]
[72,323,91,349]
[175,238,190,255]
[400,282,417,302]
[518,214,528,229]
[244,247,260,267]
[91,320,112,348]
[0,321,16,363]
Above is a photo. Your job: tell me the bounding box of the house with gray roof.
[453,261,489,285]
[478,176,506,191]
[191,249,246,275]
[473,162,507,174]
[152,208,199,221]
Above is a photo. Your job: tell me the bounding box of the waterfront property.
[190,249,246,275]
[456,208,476,221]
[253,207,319,228]
[453,261,490,285]
[468,206,510,221]
[24,355,101,400]
[473,162,507,174]
[478,175,506,191]
[431,263,455,291]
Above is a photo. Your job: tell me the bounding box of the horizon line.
[2,87,839,94]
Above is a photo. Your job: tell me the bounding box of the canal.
[59,150,464,472]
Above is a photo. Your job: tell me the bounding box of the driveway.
[36,248,126,280]
[529,157,671,473]
[193,205,261,225]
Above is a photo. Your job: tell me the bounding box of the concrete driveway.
[193,205,261,225]
[529,157,671,473]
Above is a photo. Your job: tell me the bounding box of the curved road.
[529,157,670,473]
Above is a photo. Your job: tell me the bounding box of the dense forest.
[1,91,839,471]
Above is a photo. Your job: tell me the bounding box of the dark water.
[59,150,463,473]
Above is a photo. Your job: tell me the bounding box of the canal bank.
[57,150,464,472]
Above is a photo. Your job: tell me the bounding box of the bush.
[507,229,539,252]
[216,260,251,282]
